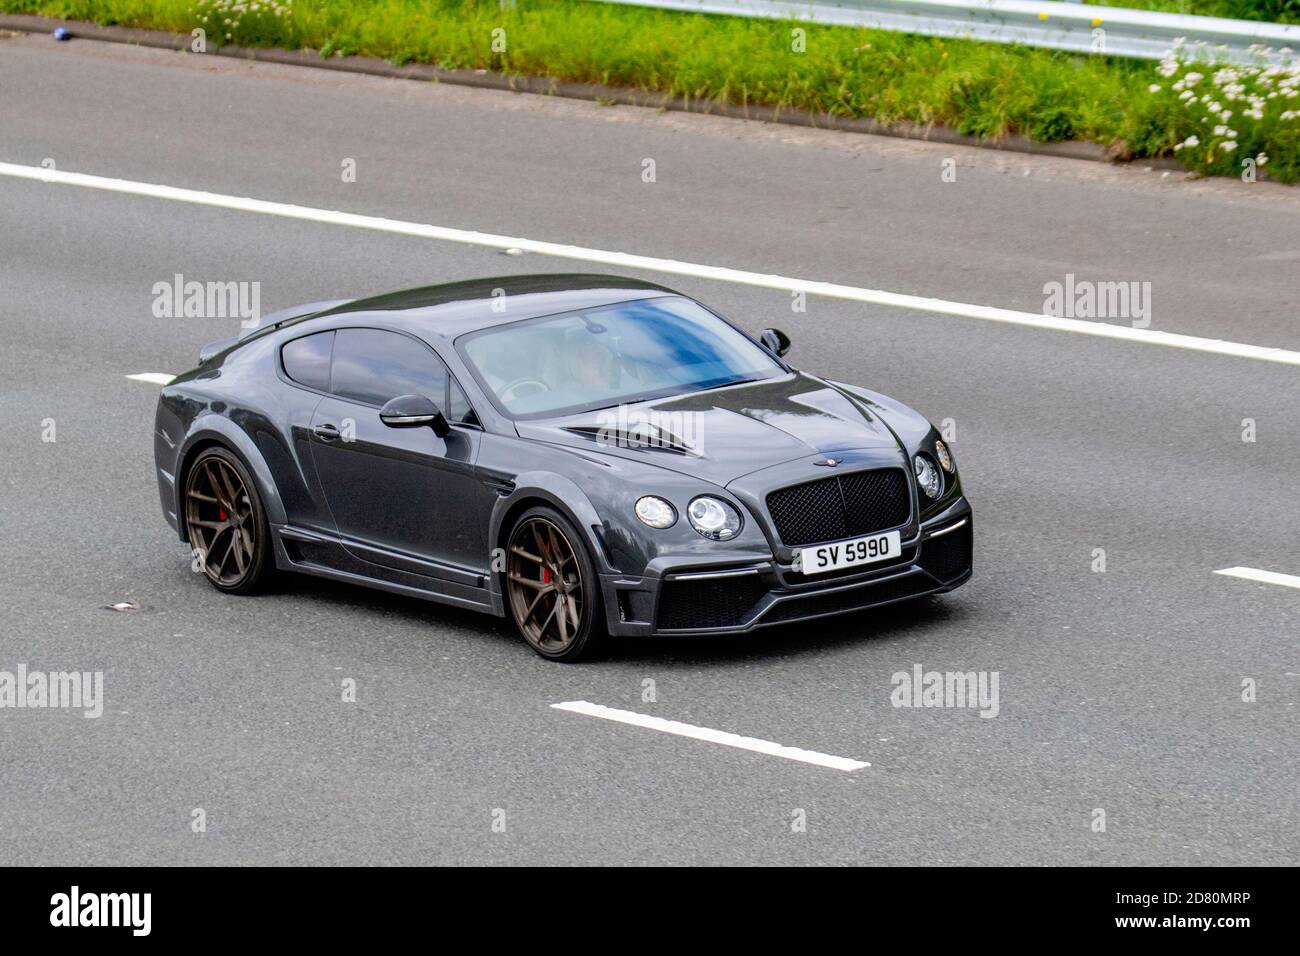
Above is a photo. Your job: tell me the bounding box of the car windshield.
[458,296,784,418]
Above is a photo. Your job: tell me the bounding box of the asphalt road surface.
[0,33,1296,866]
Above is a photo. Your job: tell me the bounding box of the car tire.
[504,505,607,662]
[183,446,275,595]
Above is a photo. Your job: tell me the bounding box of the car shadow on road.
[610,596,971,666]
[282,574,522,647]
[281,572,971,665]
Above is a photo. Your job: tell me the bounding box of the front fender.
[489,471,611,572]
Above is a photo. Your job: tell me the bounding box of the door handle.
[313,423,340,441]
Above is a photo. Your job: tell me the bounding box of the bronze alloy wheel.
[185,452,259,589]
[506,513,592,658]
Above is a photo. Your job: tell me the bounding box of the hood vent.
[564,421,700,457]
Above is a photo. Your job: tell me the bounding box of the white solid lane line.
[3,161,1300,368]
[551,700,870,771]
[125,372,176,385]
[1213,567,1300,590]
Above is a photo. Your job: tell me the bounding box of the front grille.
[919,523,973,583]
[762,573,933,624]
[655,574,767,630]
[766,468,910,546]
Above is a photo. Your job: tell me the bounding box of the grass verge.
[2,0,1296,181]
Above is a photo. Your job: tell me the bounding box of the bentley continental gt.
[155,274,972,660]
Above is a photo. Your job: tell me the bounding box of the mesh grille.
[919,523,973,583]
[766,468,910,547]
[655,575,767,630]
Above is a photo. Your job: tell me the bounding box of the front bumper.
[601,497,973,637]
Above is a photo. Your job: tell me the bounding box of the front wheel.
[504,506,606,662]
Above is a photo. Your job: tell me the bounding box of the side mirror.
[379,394,451,437]
[760,328,791,357]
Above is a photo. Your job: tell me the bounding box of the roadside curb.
[1,12,1183,170]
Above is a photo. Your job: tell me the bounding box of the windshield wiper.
[695,377,759,392]
[568,379,759,417]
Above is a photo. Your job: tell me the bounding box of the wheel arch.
[489,472,617,585]
[175,416,288,541]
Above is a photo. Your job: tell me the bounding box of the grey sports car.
[155,274,971,660]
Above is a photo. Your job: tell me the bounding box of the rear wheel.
[505,507,605,662]
[183,447,274,594]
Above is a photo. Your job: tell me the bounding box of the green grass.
[2,0,1296,180]
[1089,0,1299,22]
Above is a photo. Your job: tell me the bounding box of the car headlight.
[934,439,954,474]
[634,495,677,529]
[687,496,742,540]
[914,454,943,499]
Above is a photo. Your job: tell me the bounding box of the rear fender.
[173,413,289,540]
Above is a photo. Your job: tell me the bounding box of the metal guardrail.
[586,0,1300,63]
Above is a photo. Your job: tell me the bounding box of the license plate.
[796,530,901,575]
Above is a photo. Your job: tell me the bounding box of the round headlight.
[687,496,742,540]
[934,439,954,474]
[635,495,677,529]
[914,454,943,499]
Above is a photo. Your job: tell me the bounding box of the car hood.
[514,372,904,486]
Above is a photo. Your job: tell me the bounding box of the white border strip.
[551,700,870,771]
[5,161,1299,367]
[1213,566,1300,590]
[125,372,176,385]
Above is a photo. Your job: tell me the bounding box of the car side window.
[330,328,448,408]
[281,331,334,392]
[449,377,478,426]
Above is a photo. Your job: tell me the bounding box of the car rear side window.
[281,331,334,391]
[330,328,449,408]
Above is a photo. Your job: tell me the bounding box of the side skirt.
[270,526,505,617]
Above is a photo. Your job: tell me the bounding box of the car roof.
[303,273,681,341]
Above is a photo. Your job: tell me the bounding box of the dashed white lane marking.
[1213,567,1300,590]
[3,161,1300,368]
[125,372,176,385]
[551,700,869,771]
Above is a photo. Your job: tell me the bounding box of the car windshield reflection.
[458,296,782,418]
